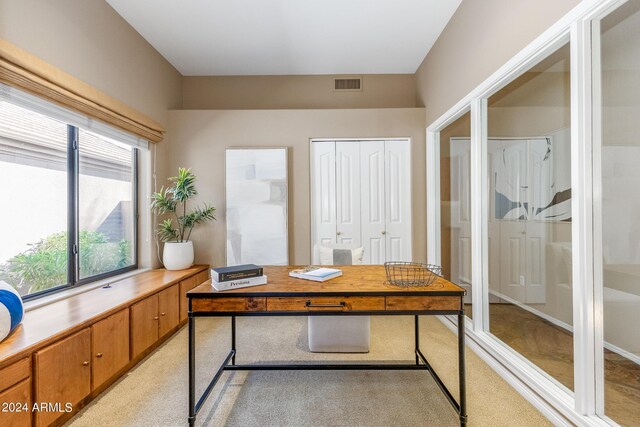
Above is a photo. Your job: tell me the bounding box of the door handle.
[305,300,346,308]
[381,230,386,235]
[336,231,342,236]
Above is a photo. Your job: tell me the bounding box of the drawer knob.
[96,353,103,358]
[154,316,159,320]
[305,300,346,308]
[82,361,89,366]
[161,312,166,316]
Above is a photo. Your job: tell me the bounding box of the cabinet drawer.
[267,296,384,312]
[385,296,460,311]
[191,297,266,312]
[0,378,31,427]
[0,357,30,392]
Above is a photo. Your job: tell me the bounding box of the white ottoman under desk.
[308,315,370,353]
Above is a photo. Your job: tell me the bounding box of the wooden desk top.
[189,265,465,297]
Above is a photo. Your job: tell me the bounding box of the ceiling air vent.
[334,77,362,91]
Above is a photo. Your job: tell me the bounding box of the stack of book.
[210,264,266,291]
[288,266,342,282]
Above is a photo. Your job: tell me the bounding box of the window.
[0,90,139,299]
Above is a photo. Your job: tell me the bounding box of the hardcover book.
[212,275,268,291]
[288,266,342,282]
[211,264,263,282]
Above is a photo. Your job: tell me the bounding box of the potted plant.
[151,167,216,270]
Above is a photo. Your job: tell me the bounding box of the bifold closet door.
[360,141,386,264]
[335,142,361,246]
[311,141,337,248]
[311,139,412,264]
[384,141,412,262]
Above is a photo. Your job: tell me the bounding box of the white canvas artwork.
[225,148,288,266]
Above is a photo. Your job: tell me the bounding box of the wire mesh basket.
[384,262,442,287]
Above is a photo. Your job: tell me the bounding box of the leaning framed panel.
[225,147,289,265]
[187,265,468,426]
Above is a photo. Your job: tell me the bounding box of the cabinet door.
[92,309,130,390]
[0,378,31,427]
[179,275,198,322]
[158,284,179,337]
[195,270,209,287]
[35,329,91,427]
[130,295,159,359]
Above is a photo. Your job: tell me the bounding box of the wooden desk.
[187,265,467,426]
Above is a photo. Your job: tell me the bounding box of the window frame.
[0,106,140,301]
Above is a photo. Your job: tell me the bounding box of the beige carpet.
[66,316,552,427]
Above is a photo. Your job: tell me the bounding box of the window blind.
[0,39,163,144]
[1,83,149,150]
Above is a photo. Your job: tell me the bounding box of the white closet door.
[360,141,386,264]
[495,139,528,302]
[311,142,336,259]
[335,142,361,246]
[384,140,412,262]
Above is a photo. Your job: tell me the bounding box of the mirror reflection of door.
[449,138,472,303]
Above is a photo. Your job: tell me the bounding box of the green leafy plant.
[0,231,131,296]
[151,167,216,242]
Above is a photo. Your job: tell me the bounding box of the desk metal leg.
[231,316,236,365]
[188,313,196,427]
[414,315,420,365]
[458,314,467,426]
[188,312,467,426]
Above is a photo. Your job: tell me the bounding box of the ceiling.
[105,0,462,76]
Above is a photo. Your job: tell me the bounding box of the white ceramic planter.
[163,241,194,270]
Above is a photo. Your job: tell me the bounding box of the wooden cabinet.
[92,309,129,391]
[34,329,91,427]
[0,378,31,427]
[0,357,30,393]
[179,275,198,322]
[130,295,159,359]
[131,284,181,358]
[195,270,209,287]
[0,358,32,427]
[158,284,179,338]
[0,266,208,427]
